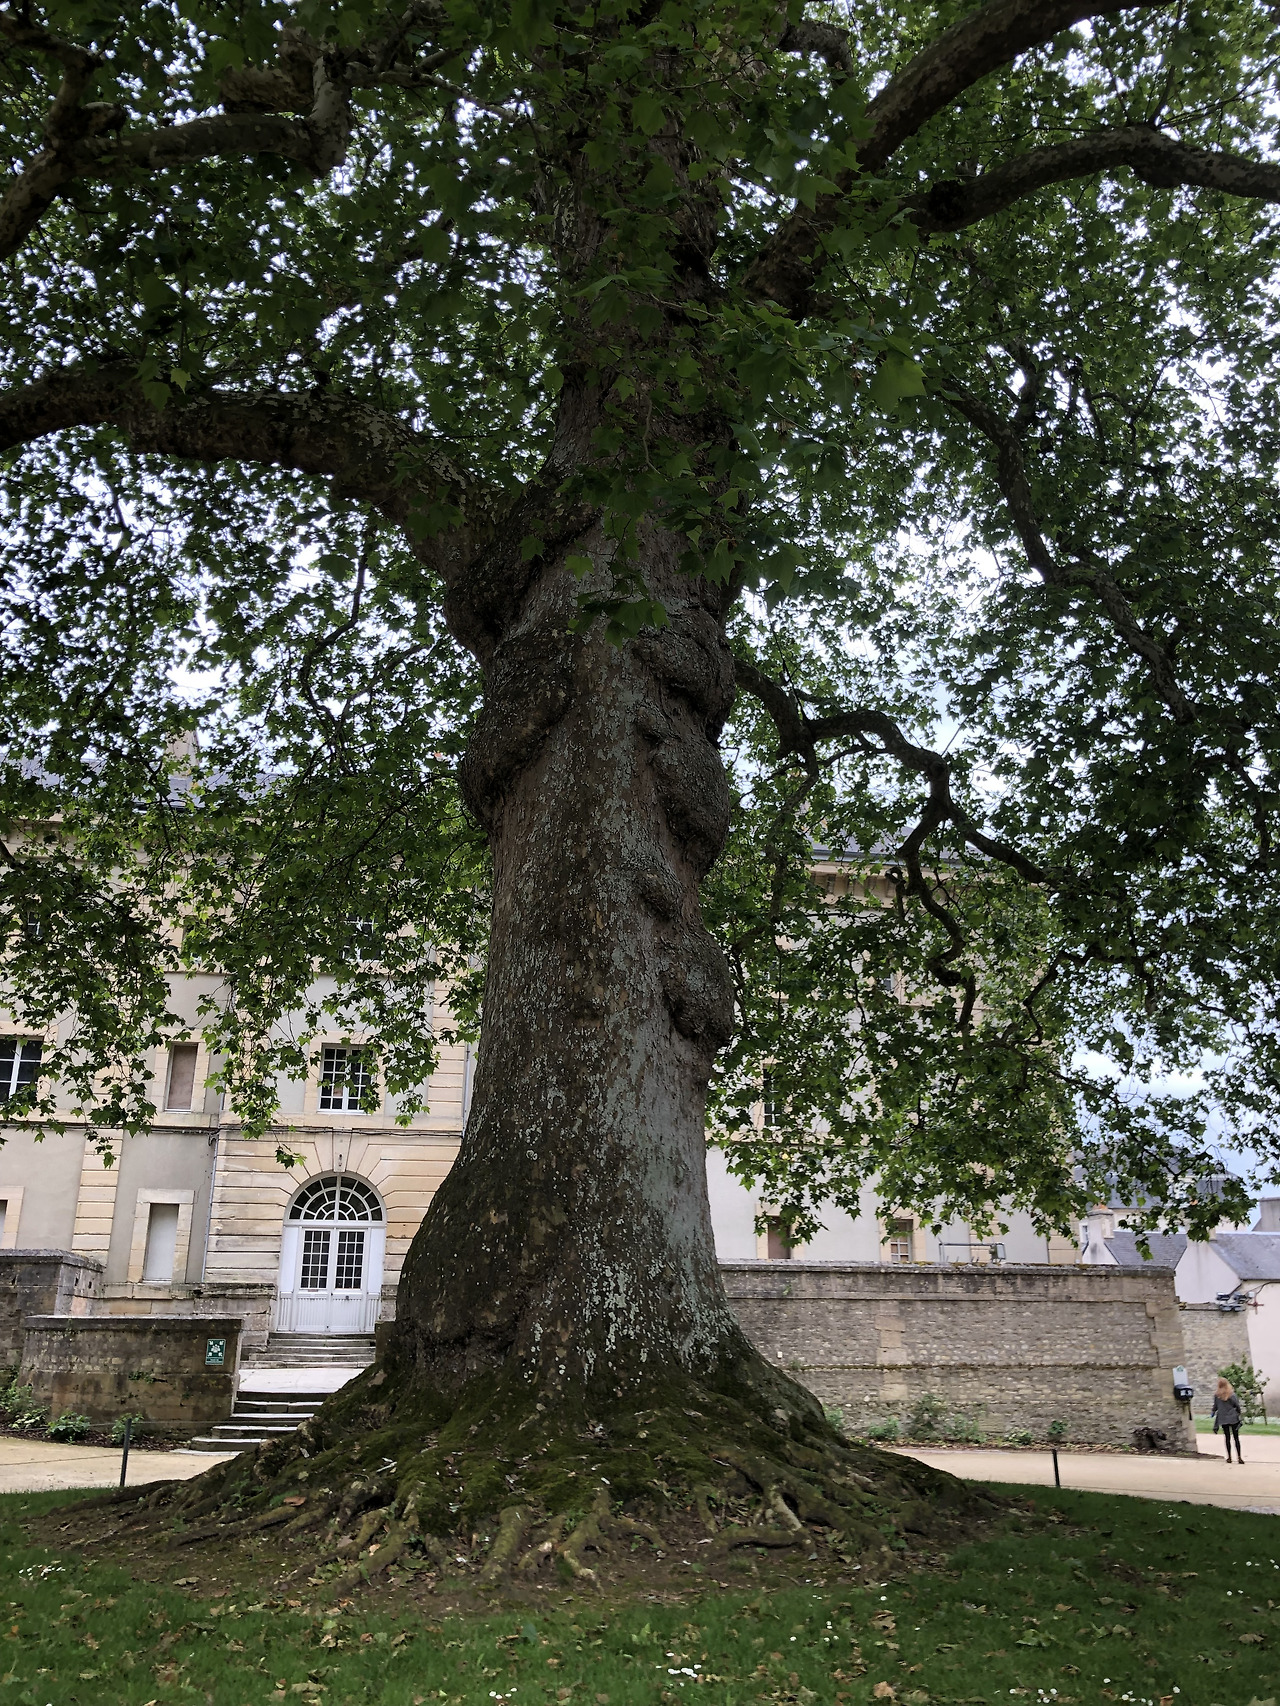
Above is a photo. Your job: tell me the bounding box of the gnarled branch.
[936,379,1197,724]
[734,656,1050,1027]
[0,16,353,258]
[0,362,491,575]
[0,5,464,260]
[777,20,854,76]
[748,0,1175,315]
[734,657,1049,887]
[860,0,1173,173]
[911,124,1280,234]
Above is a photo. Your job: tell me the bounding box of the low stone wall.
[19,1315,240,1435]
[0,1251,102,1369]
[1178,1303,1251,1415]
[722,1261,1195,1451]
[99,1281,276,1354]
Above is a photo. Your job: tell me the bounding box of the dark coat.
[1211,1392,1243,1429]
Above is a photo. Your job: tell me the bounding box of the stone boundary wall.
[0,1251,102,1369]
[722,1261,1195,1450]
[20,1315,240,1435]
[1178,1303,1251,1415]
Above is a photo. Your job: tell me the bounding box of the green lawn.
[2,1485,1277,1706]
[1193,1417,1278,1435]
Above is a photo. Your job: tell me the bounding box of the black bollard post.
[1051,1447,1060,1488]
[119,1415,133,1489]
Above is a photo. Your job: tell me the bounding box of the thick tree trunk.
[390,520,750,1399]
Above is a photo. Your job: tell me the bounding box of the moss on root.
[67,1359,994,1599]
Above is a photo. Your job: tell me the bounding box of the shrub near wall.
[722,1261,1195,1451]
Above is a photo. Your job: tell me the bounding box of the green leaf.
[632,93,665,136]
[868,355,926,410]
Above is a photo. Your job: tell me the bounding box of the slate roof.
[1104,1230,1188,1269]
[1209,1232,1280,1282]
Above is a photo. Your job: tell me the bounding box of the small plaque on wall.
[205,1337,226,1368]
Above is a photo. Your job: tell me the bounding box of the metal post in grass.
[119,1415,132,1488]
[1051,1447,1060,1488]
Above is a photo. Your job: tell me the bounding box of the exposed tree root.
[480,1504,531,1584]
[714,1525,807,1551]
[64,1357,995,1596]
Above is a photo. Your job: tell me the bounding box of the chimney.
[1253,1198,1280,1232]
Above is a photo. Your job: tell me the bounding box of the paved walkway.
[238,1366,363,1394]
[0,1437,236,1494]
[893,1432,1280,1512]
[3,1430,1278,1508]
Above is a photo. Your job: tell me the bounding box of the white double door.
[276,1219,385,1333]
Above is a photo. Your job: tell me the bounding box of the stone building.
[0,985,473,1349]
[0,839,1083,1351]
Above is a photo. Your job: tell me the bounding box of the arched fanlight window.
[287,1174,383,1223]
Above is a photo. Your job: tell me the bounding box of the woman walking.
[1211,1377,1245,1463]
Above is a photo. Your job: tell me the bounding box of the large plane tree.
[4,0,1280,1573]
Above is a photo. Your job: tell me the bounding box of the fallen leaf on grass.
[1240,1633,1266,1644]
[872,1684,896,1700]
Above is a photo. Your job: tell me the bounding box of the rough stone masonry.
[722,1260,1195,1450]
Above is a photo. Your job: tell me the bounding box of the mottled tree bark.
[391,519,754,1399]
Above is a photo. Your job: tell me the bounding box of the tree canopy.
[3,0,1280,1244]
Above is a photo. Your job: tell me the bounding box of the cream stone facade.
[0,964,476,1351]
[0,848,1078,1353]
[0,998,1076,1359]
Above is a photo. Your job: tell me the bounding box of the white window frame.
[308,1043,380,1117]
[0,1035,44,1109]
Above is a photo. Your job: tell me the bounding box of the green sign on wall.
[205,1338,226,1368]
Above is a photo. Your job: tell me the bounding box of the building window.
[142,1202,180,1283]
[886,1218,915,1264]
[334,1228,366,1290]
[288,1173,382,1223]
[0,1039,41,1106]
[300,1228,332,1289]
[318,1046,374,1112]
[765,1216,793,1260]
[165,1043,199,1111]
[346,918,381,963]
[761,1071,783,1130]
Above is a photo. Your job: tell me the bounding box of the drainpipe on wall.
[199,1106,223,1288]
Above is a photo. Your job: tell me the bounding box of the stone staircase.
[240,1332,378,1368]
[187,1391,332,1453]
[186,1333,377,1452]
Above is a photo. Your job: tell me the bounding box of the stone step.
[242,1333,377,1366]
[233,1395,331,1411]
[212,1423,302,1437]
[243,1353,372,1366]
[226,1410,319,1424]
